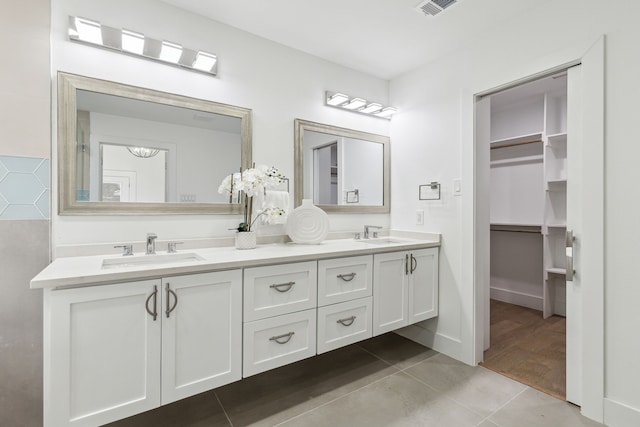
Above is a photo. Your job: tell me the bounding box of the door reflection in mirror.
[100,144,167,202]
[304,130,383,206]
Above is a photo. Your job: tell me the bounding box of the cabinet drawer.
[244,261,317,321]
[317,297,372,354]
[318,255,373,306]
[243,309,316,377]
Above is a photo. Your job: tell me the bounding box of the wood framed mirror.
[57,72,252,215]
[294,119,390,213]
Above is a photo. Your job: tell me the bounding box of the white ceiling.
[161,0,547,80]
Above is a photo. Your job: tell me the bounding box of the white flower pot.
[235,231,257,250]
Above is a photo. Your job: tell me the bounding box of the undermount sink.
[357,238,405,245]
[101,252,205,269]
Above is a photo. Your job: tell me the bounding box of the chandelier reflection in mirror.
[68,16,218,76]
[127,146,160,158]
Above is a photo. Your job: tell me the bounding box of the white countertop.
[31,232,440,289]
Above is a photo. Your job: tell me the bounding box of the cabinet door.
[408,248,439,324]
[373,251,408,336]
[45,280,161,427]
[161,270,242,404]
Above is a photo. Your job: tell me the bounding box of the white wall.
[88,112,238,203]
[390,0,640,424]
[51,0,391,248]
[342,137,384,206]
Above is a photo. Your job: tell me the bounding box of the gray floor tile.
[477,420,501,427]
[405,353,527,417]
[489,388,604,427]
[357,332,437,370]
[216,344,398,427]
[105,390,230,427]
[278,372,484,427]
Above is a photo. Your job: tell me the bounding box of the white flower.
[256,207,286,225]
[218,165,287,232]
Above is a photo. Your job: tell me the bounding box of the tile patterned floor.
[108,333,603,427]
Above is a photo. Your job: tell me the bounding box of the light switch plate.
[416,210,424,225]
[453,179,462,196]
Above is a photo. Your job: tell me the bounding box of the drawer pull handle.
[337,273,356,282]
[165,283,178,318]
[270,281,295,292]
[145,285,158,321]
[269,331,295,344]
[337,315,356,327]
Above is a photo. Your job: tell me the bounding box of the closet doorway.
[472,39,604,419]
[481,74,569,399]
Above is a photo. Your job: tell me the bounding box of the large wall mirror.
[294,119,390,213]
[58,72,252,215]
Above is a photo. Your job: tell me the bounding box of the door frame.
[468,38,605,421]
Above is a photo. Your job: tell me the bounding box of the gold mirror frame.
[57,72,252,215]
[294,119,390,213]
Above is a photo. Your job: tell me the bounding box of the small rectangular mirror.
[58,72,252,215]
[294,119,390,213]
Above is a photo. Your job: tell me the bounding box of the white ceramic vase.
[235,231,257,250]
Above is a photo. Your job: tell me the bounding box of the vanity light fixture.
[325,91,397,120]
[327,93,349,106]
[159,41,183,63]
[72,17,103,45]
[68,16,218,76]
[375,107,398,118]
[360,103,383,114]
[122,29,145,55]
[192,51,218,72]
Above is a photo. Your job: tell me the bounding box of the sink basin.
[357,238,405,245]
[102,252,205,269]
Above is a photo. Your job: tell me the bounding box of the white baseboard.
[604,398,640,427]
[395,321,466,364]
[490,286,543,311]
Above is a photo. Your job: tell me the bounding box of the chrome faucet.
[363,225,382,239]
[146,233,158,255]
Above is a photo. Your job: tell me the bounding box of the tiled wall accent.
[0,155,50,219]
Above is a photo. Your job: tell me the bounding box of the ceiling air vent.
[415,0,457,16]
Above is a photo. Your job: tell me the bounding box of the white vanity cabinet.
[242,261,318,377]
[44,270,242,427]
[160,271,242,403]
[372,248,439,336]
[316,255,374,354]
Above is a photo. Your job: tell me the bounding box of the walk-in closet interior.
[483,74,569,399]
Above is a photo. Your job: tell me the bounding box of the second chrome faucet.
[146,233,158,255]
[363,225,383,239]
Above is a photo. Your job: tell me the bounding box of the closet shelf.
[545,223,567,229]
[546,132,567,145]
[546,179,567,191]
[491,223,542,234]
[490,132,543,150]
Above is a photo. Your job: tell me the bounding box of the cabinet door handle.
[145,285,158,321]
[336,315,356,327]
[165,283,178,318]
[269,331,295,344]
[405,254,409,275]
[337,273,356,282]
[270,281,295,293]
[410,254,417,274]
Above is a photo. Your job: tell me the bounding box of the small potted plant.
[218,165,287,249]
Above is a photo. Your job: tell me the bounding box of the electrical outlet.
[416,210,424,225]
